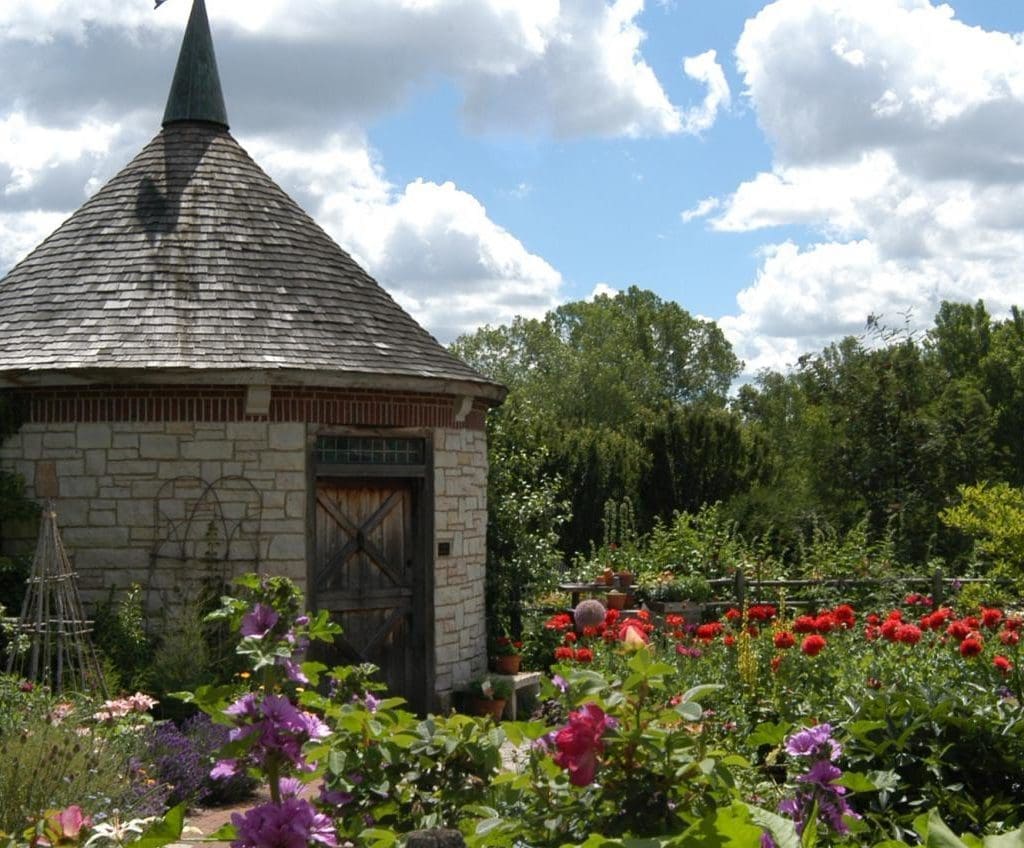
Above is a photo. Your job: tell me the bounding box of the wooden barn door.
[313,476,430,712]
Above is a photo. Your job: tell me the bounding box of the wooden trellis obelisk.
[4,502,105,694]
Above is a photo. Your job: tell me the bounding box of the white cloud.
[712,0,1024,374]
[0,0,686,141]
[248,134,563,342]
[679,50,731,134]
[680,195,720,223]
[588,283,620,300]
[0,210,68,275]
[0,113,122,195]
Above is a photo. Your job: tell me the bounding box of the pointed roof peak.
[162,0,229,129]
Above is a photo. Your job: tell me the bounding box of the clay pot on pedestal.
[469,698,506,721]
[606,590,627,610]
[492,654,522,675]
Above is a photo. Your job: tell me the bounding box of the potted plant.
[490,634,524,674]
[463,676,512,721]
[606,589,628,610]
[640,572,711,622]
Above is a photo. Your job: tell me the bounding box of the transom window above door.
[314,436,427,476]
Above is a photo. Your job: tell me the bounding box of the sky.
[2,0,1024,378]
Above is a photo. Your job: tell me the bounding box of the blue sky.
[2,1,1024,376]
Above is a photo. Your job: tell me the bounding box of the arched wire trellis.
[147,475,264,617]
[5,502,106,694]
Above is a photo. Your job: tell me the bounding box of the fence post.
[734,570,746,608]
[932,566,944,606]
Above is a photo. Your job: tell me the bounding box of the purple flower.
[798,760,844,789]
[279,658,310,685]
[363,692,380,712]
[241,604,280,638]
[226,693,261,719]
[211,759,240,780]
[319,787,354,809]
[785,723,841,760]
[232,799,337,848]
[552,675,568,693]
[277,777,304,800]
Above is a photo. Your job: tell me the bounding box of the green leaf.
[834,771,879,793]
[682,683,724,703]
[675,700,703,722]
[206,823,238,842]
[916,810,970,848]
[131,804,185,848]
[747,721,792,748]
[681,802,769,846]
[359,828,399,848]
[983,826,1024,848]
[747,805,800,848]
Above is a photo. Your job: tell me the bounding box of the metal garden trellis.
[4,502,105,694]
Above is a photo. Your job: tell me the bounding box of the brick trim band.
[11,386,487,430]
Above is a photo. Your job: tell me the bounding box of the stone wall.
[0,420,308,615]
[431,426,489,700]
[0,413,489,705]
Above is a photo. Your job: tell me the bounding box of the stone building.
[0,0,504,712]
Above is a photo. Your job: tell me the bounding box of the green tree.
[452,287,745,559]
[939,482,1024,581]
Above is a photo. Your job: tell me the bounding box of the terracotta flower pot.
[606,591,627,610]
[469,697,506,721]
[492,654,522,675]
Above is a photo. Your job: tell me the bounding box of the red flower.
[773,631,796,650]
[947,620,971,640]
[770,656,782,673]
[696,622,723,642]
[1005,617,1023,632]
[582,626,599,638]
[864,625,880,641]
[880,619,901,641]
[554,646,575,661]
[793,615,817,633]
[665,614,684,628]
[725,608,742,621]
[999,630,1020,647]
[574,647,594,663]
[994,655,1013,674]
[801,634,827,656]
[605,609,621,626]
[895,624,922,645]
[553,704,615,786]
[749,604,778,622]
[814,613,837,633]
[546,613,574,631]
[960,635,984,657]
[832,604,856,629]
[866,613,881,626]
[886,609,903,622]
[564,631,578,643]
[981,607,1004,629]
[723,635,736,647]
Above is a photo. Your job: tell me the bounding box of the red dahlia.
[801,634,827,656]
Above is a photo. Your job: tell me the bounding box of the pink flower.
[553,704,616,787]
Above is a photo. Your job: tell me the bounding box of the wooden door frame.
[305,426,435,714]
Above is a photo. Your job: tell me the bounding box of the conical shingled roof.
[0,2,503,402]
